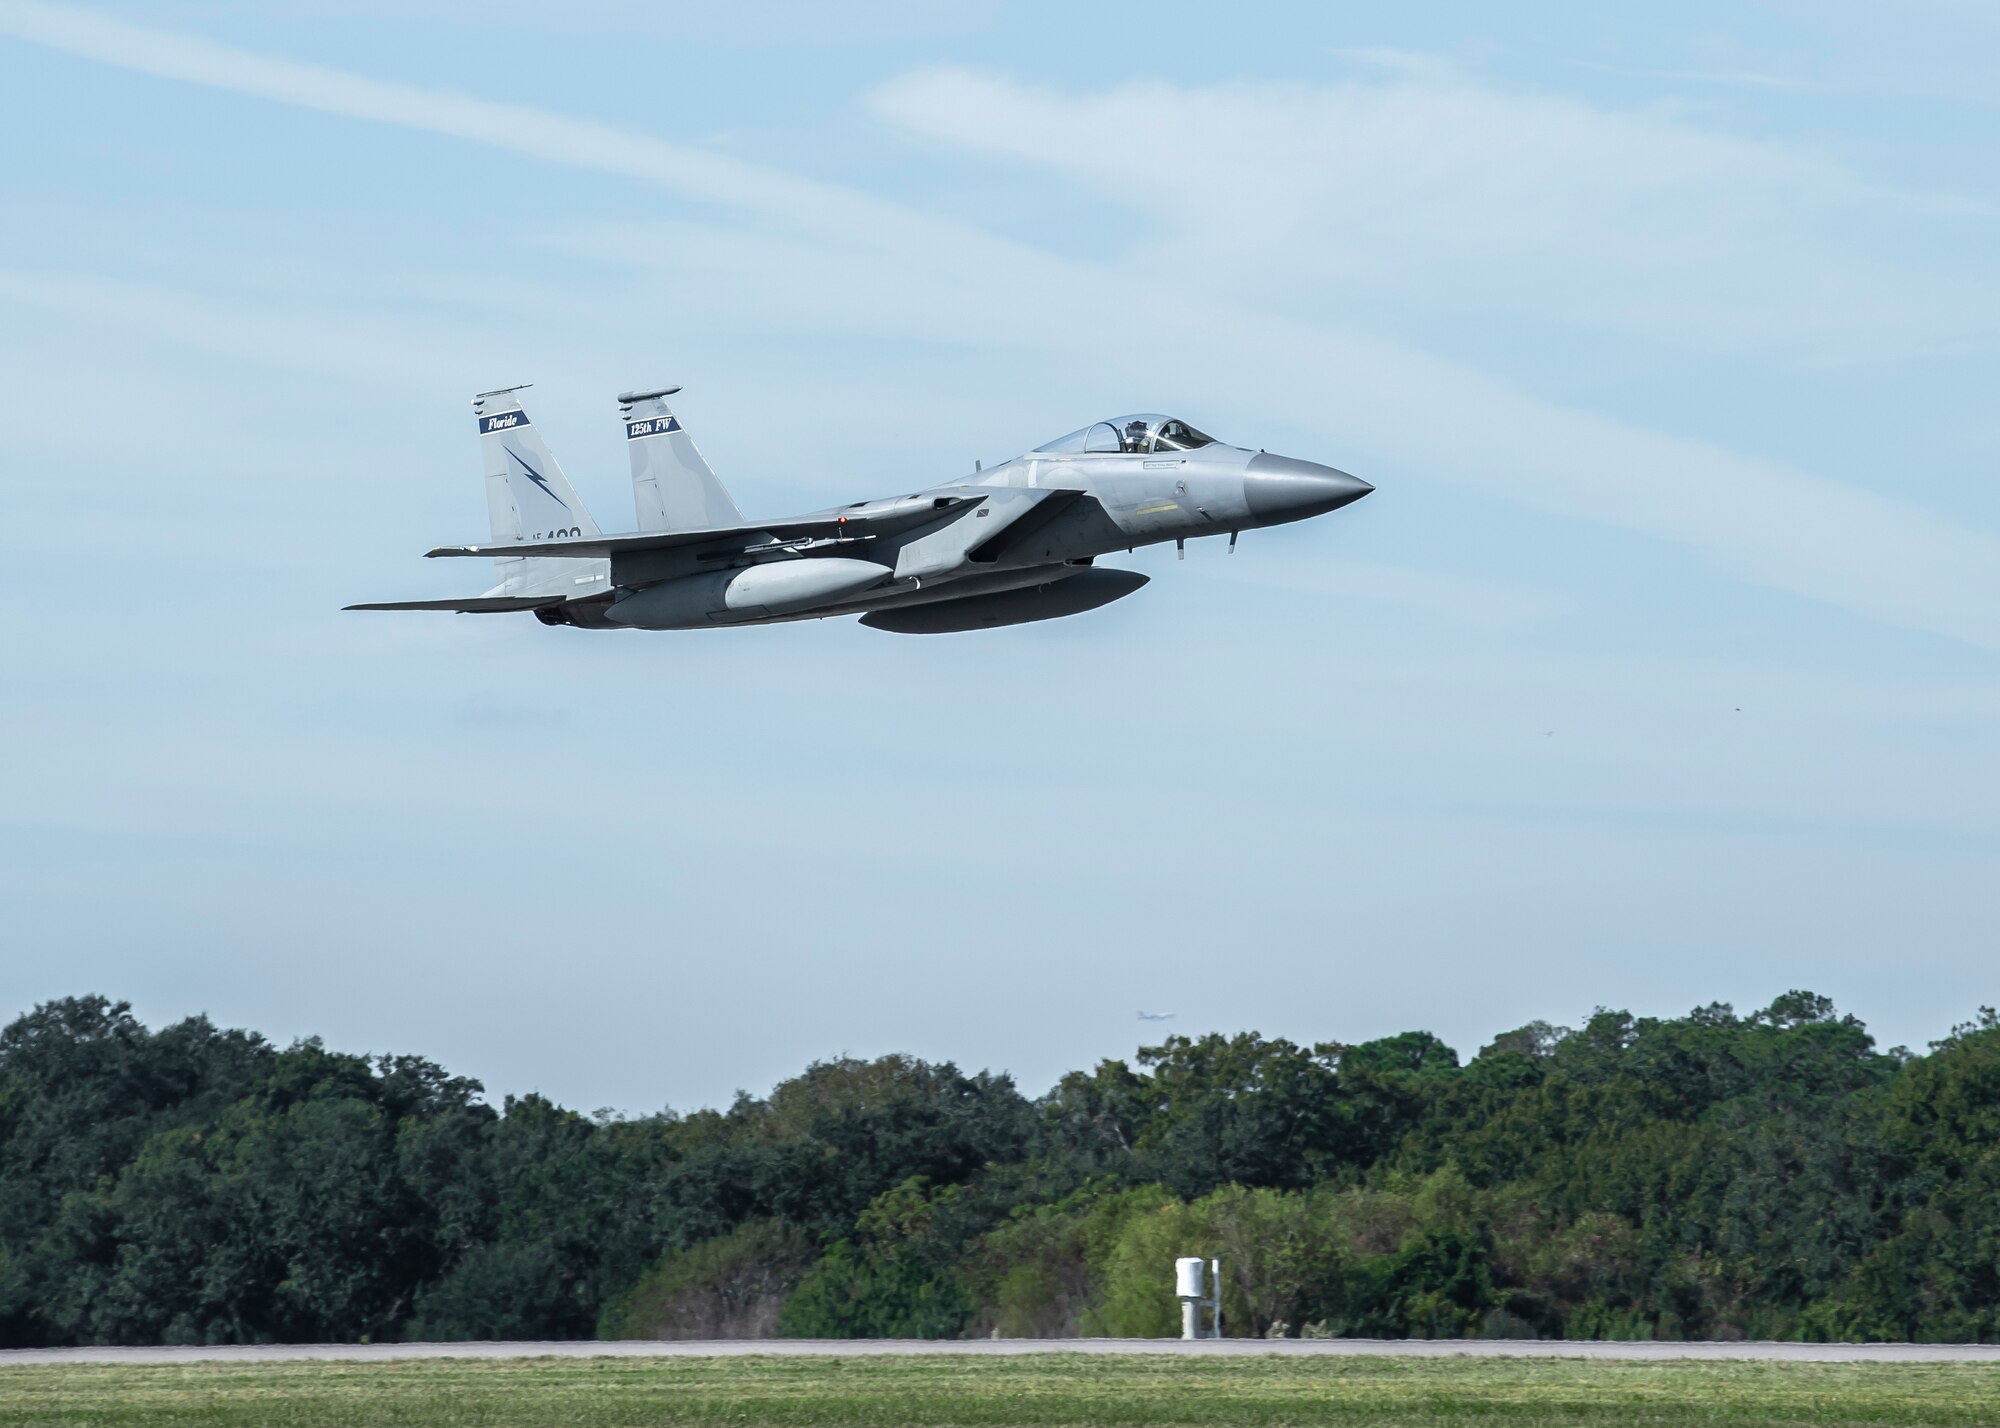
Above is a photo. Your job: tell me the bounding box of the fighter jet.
[347,386,1371,634]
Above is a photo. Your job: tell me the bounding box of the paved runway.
[8,1338,2000,1366]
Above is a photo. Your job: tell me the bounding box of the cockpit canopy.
[1033,414,1219,456]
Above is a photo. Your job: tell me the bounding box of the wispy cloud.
[1330,47,1466,84]
[0,0,937,250]
[5,2,2000,650]
[870,66,1999,362]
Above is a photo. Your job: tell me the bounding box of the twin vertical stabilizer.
[360,385,742,607]
[620,386,744,533]
[475,386,601,543]
[471,386,606,598]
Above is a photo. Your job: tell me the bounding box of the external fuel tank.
[606,557,889,629]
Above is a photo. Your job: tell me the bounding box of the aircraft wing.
[343,595,570,612]
[425,497,982,561]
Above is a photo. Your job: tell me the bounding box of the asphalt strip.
[8,1339,2000,1366]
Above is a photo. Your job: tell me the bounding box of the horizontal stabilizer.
[344,595,568,613]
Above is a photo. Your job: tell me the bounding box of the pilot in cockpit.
[1121,419,1152,453]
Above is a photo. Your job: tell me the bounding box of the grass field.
[6,1354,2000,1428]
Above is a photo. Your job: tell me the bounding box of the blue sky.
[2,1,1995,1113]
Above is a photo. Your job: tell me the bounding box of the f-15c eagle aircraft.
[347,386,1371,634]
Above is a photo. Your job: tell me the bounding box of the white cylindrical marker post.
[1175,1256,1204,1341]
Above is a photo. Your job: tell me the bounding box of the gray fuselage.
[597,443,1370,631]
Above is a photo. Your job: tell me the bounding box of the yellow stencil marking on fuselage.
[1135,502,1180,516]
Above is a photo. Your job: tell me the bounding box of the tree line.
[2,991,1996,1346]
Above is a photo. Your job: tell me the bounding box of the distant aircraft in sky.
[349,386,1371,634]
[1137,1011,1178,1022]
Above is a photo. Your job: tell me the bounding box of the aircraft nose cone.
[1243,454,1373,520]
